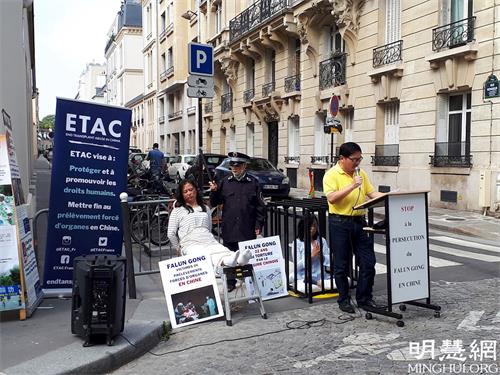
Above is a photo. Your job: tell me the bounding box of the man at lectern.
[323,142,383,314]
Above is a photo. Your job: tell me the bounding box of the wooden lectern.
[354,191,441,327]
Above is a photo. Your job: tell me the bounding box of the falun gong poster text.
[44,98,131,289]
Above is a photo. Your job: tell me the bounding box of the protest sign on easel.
[159,254,224,329]
[0,109,43,319]
[240,235,288,301]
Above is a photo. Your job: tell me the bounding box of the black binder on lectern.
[354,190,441,327]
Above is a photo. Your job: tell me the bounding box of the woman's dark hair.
[297,215,319,242]
[338,142,362,158]
[176,178,206,212]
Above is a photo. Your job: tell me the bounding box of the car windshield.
[205,156,226,166]
[248,158,276,171]
[185,156,196,165]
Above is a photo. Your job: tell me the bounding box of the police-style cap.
[228,151,250,164]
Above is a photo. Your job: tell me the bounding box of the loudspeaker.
[71,254,126,346]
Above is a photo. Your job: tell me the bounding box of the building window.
[329,25,345,55]
[167,47,173,68]
[384,101,400,144]
[314,112,329,162]
[385,0,401,43]
[288,117,300,157]
[215,4,222,34]
[246,123,254,156]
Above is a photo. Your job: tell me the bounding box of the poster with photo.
[240,236,288,301]
[159,254,223,329]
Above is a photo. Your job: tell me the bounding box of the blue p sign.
[189,42,214,76]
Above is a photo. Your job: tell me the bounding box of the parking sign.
[189,42,214,76]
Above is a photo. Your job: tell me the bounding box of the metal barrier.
[120,193,177,298]
[265,197,340,303]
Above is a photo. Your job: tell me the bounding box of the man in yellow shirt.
[323,142,383,313]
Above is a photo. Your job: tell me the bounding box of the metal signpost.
[187,43,215,149]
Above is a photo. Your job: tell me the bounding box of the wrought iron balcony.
[371,144,400,166]
[262,81,275,97]
[430,142,472,167]
[166,66,174,76]
[319,53,347,90]
[432,17,475,52]
[243,88,255,103]
[158,116,165,123]
[204,101,213,113]
[221,93,233,113]
[373,40,403,68]
[311,155,329,164]
[284,156,300,164]
[229,0,289,43]
[284,74,300,92]
[168,110,183,119]
[160,70,167,81]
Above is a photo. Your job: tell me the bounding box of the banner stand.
[354,191,441,327]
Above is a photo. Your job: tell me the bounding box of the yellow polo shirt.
[323,164,375,215]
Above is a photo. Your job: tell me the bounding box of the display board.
[387,193,429,304]
[44,98,131,290]
[159,254,223,329]
[240,236,288,301]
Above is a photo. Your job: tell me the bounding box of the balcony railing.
[229,0,289,43]
[158,116,165,123]
[373,40,403,68]
[221,93,233,113]
[311,155,329,164]
[243,88,255,103]
[166,66,174,76]
[160,70,167,81]
[166,23,174,35]
[284,74,300,92]
[432,17,476,52]
[371,144,400,166]
[430,142,472,167]
[262,81,275,97]
[319,53,347,90]
[168,110,183,119]
[159,28,167,41]
[187,106,196,115]
[204,101,213,113]
[284,156,300,164]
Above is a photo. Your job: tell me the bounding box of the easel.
[354,191,441,327]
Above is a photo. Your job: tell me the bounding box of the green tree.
[9,266,20,285]
[39,114,55,130]
[0,273,13,286]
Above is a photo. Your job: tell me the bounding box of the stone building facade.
[198,0,499,212]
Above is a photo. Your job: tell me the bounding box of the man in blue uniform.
[209,152,266,291]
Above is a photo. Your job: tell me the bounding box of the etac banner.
[44,98,131,290]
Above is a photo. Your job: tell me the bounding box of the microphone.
[354,167,361,189]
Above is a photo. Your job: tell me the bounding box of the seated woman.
[167,178,253,274]
[290,215,332,289]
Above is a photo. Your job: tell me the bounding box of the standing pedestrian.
[146,143,165,192]
[209,152,266,292]
[323,142,383,314]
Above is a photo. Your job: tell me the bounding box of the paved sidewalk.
[0,191,498,374]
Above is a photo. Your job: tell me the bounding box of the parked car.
[129,146,142,154]
[184,153,227,193]
[167,154,196,181]
[214,157,290,198]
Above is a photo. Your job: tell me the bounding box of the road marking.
[430,244,500,262]
[430,236,500,253]
[374,244,461,269]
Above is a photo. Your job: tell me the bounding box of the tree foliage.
[39,114,55,130]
